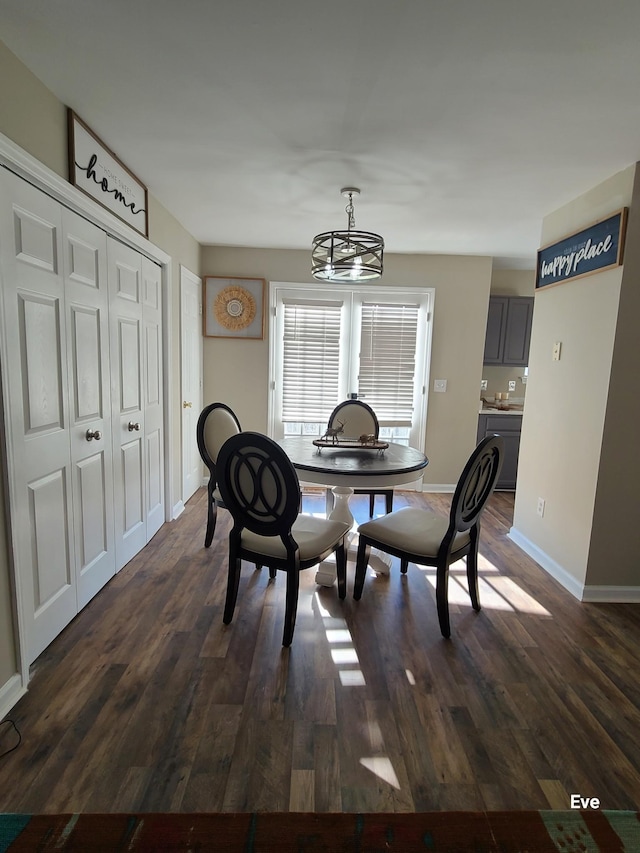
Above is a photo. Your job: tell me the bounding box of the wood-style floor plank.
[1,487,640,812]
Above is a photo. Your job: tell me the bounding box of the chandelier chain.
[345,193,355,232]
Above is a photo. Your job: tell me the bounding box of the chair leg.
[282,568,300,647]
[436,562,451,639]
[466,538,481,612]
[268,566,277,579]
[385,490,393,514]
[353,537,371,600]
[369,493,375,517]
[204,483,217,547]
[335,540,347,600]
[223,549,242,625]
[400,558,409,574]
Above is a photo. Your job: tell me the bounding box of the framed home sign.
[536,208,627,290]
[67,108,149,237]
[203,276,266,339]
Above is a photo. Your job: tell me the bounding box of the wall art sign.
[536,208,627,290]
[203,276,266,339]
[67,108,148,237]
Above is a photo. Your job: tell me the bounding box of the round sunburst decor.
[213,285,256,331]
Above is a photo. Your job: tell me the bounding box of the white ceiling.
[2,0,640,269]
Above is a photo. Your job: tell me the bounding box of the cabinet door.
[480,415,522,490]
[503,297,534,366]
[483,296,508,364]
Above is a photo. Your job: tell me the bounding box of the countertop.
[479,397,524,415]
[479,407,524,415]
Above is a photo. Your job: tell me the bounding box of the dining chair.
[217,431,350,646]
[353,434,504,638]
[196,402,242,547]
[326,399,394,517]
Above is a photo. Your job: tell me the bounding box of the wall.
[200,245,493,487]
[511,165,635,593]
[0,39,200,701]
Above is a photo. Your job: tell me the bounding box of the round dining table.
[277,436,429,586]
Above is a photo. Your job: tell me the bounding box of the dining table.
[277,435,429,586]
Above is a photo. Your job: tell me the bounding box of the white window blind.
[358,302,419,426]
[282,298,343,422]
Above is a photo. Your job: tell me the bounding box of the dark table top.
[277,436,428,488]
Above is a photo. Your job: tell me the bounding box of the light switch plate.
[433,379,447,392]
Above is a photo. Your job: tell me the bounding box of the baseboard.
[421,484,456,493]
[172,500,185,520]
[581,585,640,603]
[507,526,585,600]
[0,673,27,720]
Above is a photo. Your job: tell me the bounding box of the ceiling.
[2,0,640,269]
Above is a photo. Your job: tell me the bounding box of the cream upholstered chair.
[217,432,350,646]
[196,402,242,546]
[326,399,394,516]
[353,435,504,638]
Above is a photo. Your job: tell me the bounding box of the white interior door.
[108,239,146,570]
[0,169,78,662]
[142,255,164,539]
[62,207,116,609]
[180,266,203,503]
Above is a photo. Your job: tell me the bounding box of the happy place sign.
[536,208,627,290]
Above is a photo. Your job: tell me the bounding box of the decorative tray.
[312,438,389,451]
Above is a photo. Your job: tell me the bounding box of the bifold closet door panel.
[61,207,116,609]
[141,256,164,540]
[0,169,78,662]
[108,238,147,570]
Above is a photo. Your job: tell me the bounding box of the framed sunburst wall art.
[203,276,266,339]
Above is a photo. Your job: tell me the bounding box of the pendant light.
[311,187,384,282]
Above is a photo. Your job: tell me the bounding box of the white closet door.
[62,208,116,609]
[141,256,164,539]
[108,239,147,570]
[0,170,78,662]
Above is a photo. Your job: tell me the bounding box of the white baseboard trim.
[0,673,27,720]
[422,484,456,493]
[172,500,185,520]
[581,586,640,603]
[508,526,585,600]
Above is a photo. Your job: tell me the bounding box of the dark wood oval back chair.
[327,399,394,517]
[217,432,350,647]
[196,402,242,546]
[354,434,504,638]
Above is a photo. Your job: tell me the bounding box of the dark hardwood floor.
[1,487,639,813]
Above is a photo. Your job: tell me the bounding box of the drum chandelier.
[311,187,384,283]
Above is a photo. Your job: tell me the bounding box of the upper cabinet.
[483,295,534,366]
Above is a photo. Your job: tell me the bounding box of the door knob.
[183,401,192,408]
[128,421,141,431]
[86,428,102,441]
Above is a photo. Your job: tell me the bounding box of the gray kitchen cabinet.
[477,414,523,490]
[483,296,533,366]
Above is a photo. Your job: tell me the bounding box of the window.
[269,283,433,452]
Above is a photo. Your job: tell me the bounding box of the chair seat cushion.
[241,515,350,561]
[357,507,470,558]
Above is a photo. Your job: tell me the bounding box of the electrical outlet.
[508,380,516,391]
[433,379,447,392]
[480,380,488,391]
[537,497,545,517]
[553,341,562,361]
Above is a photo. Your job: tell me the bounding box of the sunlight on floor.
[314,591,366,687]
[417,554,551,616]
[359,757,401,789]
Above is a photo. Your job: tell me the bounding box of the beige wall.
[0,39,200,693]
[201,245,493,486]
[512,165,635,589]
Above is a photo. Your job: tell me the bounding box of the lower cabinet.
[477,414,522,490]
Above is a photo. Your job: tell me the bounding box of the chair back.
[328,400,379,441]
[217,432,301,538]
[450,435,504,534]
[196,403,241,473]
